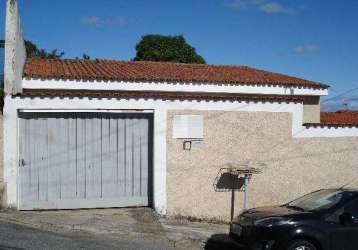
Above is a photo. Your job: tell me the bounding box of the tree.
[133,35,206,64]
[2,40,91,60]
[75,54,91,60]
[24,40,64,59]
[0,39,64,59]
[82,53,90,60]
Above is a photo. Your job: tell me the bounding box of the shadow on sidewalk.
[204,234,248,250]
[0,245,25,250]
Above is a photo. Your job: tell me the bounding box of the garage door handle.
[19,159,26,167]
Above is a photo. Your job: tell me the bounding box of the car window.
[344,199,358,222]
[287,190,354,212]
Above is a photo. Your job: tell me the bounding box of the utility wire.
[321,86,358,104]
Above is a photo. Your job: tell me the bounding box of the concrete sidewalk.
[0,208,229,249]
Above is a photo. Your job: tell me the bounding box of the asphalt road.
[0,220,175,250]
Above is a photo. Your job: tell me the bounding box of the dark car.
[229,188,358,250]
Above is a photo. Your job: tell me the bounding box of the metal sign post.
[213,163,263,222]
[243,174,249,210]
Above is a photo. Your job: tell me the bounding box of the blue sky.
[0,0,357,110]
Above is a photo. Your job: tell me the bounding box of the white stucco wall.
[3,95,358,212]
[166,110,358,220]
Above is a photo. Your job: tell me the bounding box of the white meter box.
[173,115,203,139]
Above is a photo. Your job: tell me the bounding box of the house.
[2,0,358,220]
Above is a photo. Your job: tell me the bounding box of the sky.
[0,0,357,111]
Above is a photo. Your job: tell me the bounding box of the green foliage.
[0,40,64,59]
[24,40,64,59]
[75,54,91,60]
[82,53,90,60]
[0,87,3,113]
[133,35,206,64]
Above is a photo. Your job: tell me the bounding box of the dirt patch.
[129,207,160,224]
[167,214,229,225]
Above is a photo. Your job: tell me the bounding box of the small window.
[173,115,203,139]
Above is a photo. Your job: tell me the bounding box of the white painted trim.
[296,126,358,138]
[19,109,154,113]
[22,78,329,96]
[3,95,356,213]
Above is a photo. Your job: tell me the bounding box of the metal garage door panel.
[101,117,118,198]
[47,118,61,201]
[85,116,102,199]
[117,119,126,197]
[76,118,86,199]
[61,116,77,200]
[18,112,152,210]
[140,119,149,197]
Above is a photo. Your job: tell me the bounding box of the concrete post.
[4,0,26,95]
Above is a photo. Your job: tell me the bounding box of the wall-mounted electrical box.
[173,115,203,139]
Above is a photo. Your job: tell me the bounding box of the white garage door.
[18,112,153,210]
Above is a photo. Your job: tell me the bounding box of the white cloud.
[229,0,246,9]
[229,0,263,9]
[293,44,320,54]
[81,16,100,26]
[81,16,125,28]
[228,0,295,14]
[259,2,294,14]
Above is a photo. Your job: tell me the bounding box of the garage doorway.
[18,112,153,210]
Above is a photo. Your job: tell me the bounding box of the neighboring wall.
[167,110,358,221]
[303,96,320,123]
[0,114,3,182]
[0,114,4,206]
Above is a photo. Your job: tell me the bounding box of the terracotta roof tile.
[16,89,305,103]
[305,110,358,127]
[23,58,329,89]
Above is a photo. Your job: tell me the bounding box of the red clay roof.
[305,110,358,127]
[23,58,329,89]
[17,89,305,103]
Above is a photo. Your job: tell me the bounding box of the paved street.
[0,220,244,250]
[0,208,228,249]
[0,208,233,250]
[0,220,176,250]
